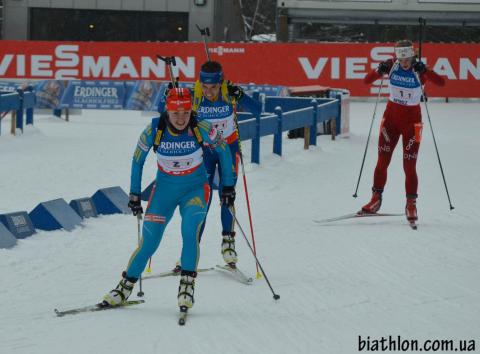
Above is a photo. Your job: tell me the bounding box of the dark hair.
[200,61,223,73]
[395,39,413,48]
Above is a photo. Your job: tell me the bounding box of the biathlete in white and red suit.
[361,39,445,222]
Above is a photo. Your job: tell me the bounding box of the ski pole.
[157,55,178,88]
[238,144,261,279]
[422,93,454,210]
[418,17,426,61]
[416,18,454,210]
[414,72,455,210]
[196,24,211,62]
[136,213,145,297]
[229,207,280,300]
[146,257,152,274]
[353,77,384,198]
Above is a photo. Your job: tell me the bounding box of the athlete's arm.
[198,120,235,187]
[130,123,154,195]
[236,92,262,116]
[364,59,394,85]
[422,69,446,86]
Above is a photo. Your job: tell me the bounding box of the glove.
[227,82,244,101]
[128,193,143,216]
[377,61,391,75]
[412,60,426,74]
[221,186,236,207]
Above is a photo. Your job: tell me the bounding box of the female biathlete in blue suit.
[102,88,235,311]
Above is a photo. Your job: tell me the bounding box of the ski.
[314,212,404,224]
[54,299,145,317]
[178,306,188,326]
[143,267,214,281]
[215,264,253,285]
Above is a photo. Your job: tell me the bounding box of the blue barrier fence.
[237,93,342,164]
[0,87,36,136]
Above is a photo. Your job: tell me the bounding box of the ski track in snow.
[1,103,479,354]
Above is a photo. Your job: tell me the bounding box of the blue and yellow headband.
[199,70,223,84]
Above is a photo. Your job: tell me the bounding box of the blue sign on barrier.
[92,186,131,215]
[35,80,65,109]
[60,80,125,109]
[0,222,18,249]
[29,198,83,231]
[70,198,98,219]
[0,212,36,239]
[124,80,162,111]
[0,81,27,93]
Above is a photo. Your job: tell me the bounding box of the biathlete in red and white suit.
[361,40,445,222]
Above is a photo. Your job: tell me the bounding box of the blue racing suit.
[125,116,234,279]
[195,91,260,239]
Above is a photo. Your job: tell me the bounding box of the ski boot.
[178,271,197,309]
[406,195,418,221]
[360,188,383,214]
[103,273,137,306]
[172,261,182,274]
[221,231,238,266]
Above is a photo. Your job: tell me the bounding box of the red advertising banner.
[0,40,479,97]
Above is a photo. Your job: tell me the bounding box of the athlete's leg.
[125,182,178,279]
[178,184,210,272]
[402,121,423,196]
[218,141,240,233]
[362,117,401,213]
[197,148,218,242]
[372,117,401,190]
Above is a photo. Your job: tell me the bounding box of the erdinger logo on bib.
[155,130,203,176]
[388,64,422,106]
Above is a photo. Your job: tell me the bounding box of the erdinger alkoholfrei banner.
[0,40,479,97]
[60,80,125,109]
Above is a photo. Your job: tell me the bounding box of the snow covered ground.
[1,102,479,354]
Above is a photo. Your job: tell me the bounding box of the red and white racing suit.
[364,60,445,196]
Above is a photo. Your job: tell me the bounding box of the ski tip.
[54,309,64,317]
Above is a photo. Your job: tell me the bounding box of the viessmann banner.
[0,41,479,97]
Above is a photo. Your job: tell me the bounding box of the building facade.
[277,0,480,42]
[1,0,245,42]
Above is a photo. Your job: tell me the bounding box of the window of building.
[29,8,188,42]
[294,23,480,43]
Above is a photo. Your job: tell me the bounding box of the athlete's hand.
[128,193,143,216]
[227,82,244,101]
[377,60,391,75]
[221,186,236,207]
[412,61,426,74]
